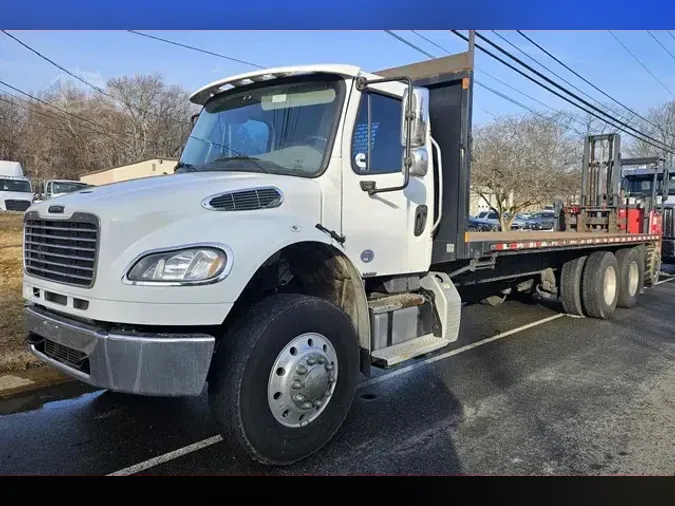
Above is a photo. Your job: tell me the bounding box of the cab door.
[340,81,434,277]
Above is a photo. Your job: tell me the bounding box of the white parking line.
[358,313,566,390]
[106,312,565,476]
[107,435,224,476]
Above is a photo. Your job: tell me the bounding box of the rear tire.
[581,251,619,319]
[645,245,661,287]
[560,255,587,316]
[615,248,644,308]
[208,293,359,466]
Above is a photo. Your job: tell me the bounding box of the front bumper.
[25,304,215,396]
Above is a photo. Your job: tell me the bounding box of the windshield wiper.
[212,155,263,163]
[174,161,198,173]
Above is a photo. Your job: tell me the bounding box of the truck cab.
[42,179,92,200]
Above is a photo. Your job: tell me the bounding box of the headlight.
[125,246,231,285]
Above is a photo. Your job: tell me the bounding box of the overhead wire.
[127,30,265,69]
[516,30,674,139]
[409,30,587,135]
[0,80,122,138]
[648,30,675,63]
[608,30,675,99]
[450,30,675,154]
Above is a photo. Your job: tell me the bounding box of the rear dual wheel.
[560,248,643,319]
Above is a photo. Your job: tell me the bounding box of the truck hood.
[27,171,324,255]
[28,171,320,220]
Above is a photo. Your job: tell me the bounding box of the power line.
[2,30,169,121]
[449,30,675,154]
[0,95,85,136]
[608,30,675,99]
[452,30,675,154]
[2,30,108,96]
[648,30,675,63]
[490,30,634,125]
[385,30,434,58]
[409,31,586,134]
[0,80,120,138]
[516,30,673,139]
[389,31,585,136]
[127,30,265,69]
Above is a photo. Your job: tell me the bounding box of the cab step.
[371,334,450,367]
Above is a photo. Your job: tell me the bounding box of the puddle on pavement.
[0,381,101,416]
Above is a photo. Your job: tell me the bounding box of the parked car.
[525,210,556,231]
[474,210,536,231]
[467,216,498,231]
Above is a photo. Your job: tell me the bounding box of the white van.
[0,161,33,212]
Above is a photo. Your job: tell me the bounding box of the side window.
[229,120,270,156]
[351,93,403,174]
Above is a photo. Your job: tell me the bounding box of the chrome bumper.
[25,304,215,396]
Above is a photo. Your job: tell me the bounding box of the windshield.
[51,182,90,194]
[0,178,31,193]
[179,76,345,177]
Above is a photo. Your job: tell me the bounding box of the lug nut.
[317,356,326,364]
[325,363,334,371]
[291,380,303,389]
[324,389,332,398]
[328,376,335,384]
[296,365,308,375]
[301,420,309,427]
[314,400,322,408]
[293,394,305,403]
[307,356,317,366]
[301,402,313,410]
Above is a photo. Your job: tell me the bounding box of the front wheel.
[208,293,359,465]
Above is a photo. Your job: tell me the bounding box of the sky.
[3,30,675,126]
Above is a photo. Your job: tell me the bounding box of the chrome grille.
[204,187,283,211]
[24,211,99,287]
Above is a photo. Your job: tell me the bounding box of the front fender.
[103,211,344,305]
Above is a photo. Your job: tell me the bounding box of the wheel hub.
[268,333,338,428]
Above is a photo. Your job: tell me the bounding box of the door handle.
[414,205,428,236]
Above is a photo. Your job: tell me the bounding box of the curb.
[0,366,74,399]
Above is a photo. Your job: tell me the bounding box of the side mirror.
[409,147,429,177]
[190,113,199,127]
[401,86,429,149]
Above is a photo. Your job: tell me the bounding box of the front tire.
[208,294,359,466]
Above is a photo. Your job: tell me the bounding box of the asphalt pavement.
[2,278,675,475]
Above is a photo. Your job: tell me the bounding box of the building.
[80,158,177,186]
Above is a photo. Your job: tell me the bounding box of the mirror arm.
[356,75,414,196]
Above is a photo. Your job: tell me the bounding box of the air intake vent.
[202,187,283,211]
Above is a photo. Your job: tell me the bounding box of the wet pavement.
[1,280,675,475]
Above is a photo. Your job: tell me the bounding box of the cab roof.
[189,64,366,105]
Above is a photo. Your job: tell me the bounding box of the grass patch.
[0,213,38,373]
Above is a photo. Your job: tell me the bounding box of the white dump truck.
[22,41,662,465]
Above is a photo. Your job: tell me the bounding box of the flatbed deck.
[468,231,660,253]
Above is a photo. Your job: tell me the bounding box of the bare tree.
[624,100,675,168]
[0,73,197,182]
[472,113,581,230]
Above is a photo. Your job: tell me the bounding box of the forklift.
[560,133,666,284]
[561,133,666,236]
